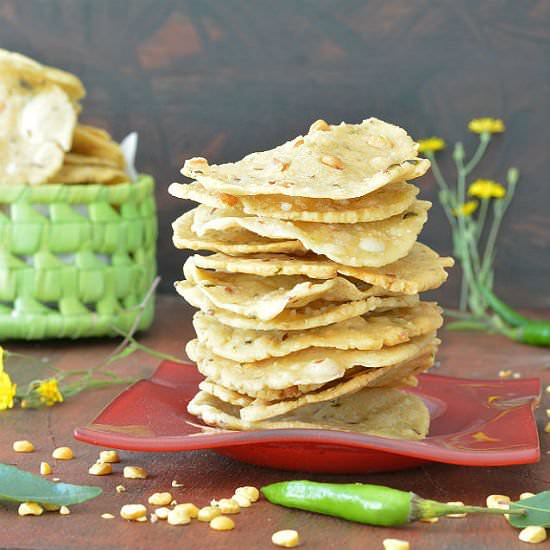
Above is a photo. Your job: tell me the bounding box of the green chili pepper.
[480,286,530,327]
[261,481,524,526]
[480,286,550,346]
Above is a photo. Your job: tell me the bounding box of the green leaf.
[0,463,102,505]
[508,491,550,528]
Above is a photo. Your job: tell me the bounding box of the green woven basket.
[0,175,157,340]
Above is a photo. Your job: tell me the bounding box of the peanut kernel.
[520,492,536,500]
[18,502,43,516]
[383,539,410,550]
[52,447,74,460]
[88,462,112,476]
[173,503,199,519]
[123,466,147,479]
[148,492,173,506]
[120,504,147,521]
[59,506,71,516]
[99,450,120,463]
[211,498,240,514]
[235,486,260,502]
[209,515,235,531]
[272,529,300,547]
[167,507,191,526]
[197,506,221,522]
[13,440,34,453]
[486,494,510,510]
[154,507,171,520]
[40,462,52,476]
[518,525,547,544]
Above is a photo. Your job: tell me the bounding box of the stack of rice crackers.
[0,49,127,186]
[170,118,453,440]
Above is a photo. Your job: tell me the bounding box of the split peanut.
[88,462,112,476]
[123,466,147,479]
[209,515,235,531]
[40,462,52,476]
[518,525,547,544]
[383,539,410,550]
[18,502,43,516]
[272,529,300,547]
[13,440,34,453]
[52,447,74,460]
[120,504,147,521]
[148,492,173,506]
[99,450,120,463]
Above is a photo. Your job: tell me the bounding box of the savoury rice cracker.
[170,117,452,440]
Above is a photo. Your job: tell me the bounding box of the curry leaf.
[0,463,101,505]
[508,491,550,528]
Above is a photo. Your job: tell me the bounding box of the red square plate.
[74,361,541,474]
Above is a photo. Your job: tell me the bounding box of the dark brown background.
[0,0,549,306]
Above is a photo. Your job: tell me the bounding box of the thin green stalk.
[463,132,491,175]
[427,152,458,230]
[445,320,491,332]
[476,197,490,242]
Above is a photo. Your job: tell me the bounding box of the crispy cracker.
[177,282,419,330]
[0,77,75,185]
[172,208,305,255]
[184,258,390,321]
[48,163,128,185]
[192,243,453,295]
[193,302,442,362]
[191,201,430,267]
[200,349,435,421]
[187,385,430,440]
[169,180,419,223]
[186,332,436,397]
[182,118,429,199]
[71,124,125,168]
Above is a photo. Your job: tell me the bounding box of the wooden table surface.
[1,295,550,550]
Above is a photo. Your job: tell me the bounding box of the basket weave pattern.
[0,175,157,340]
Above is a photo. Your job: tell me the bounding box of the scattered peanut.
[518,525,547,544]
[120,504,147,521]
[59,506,71,516]
[272,529,300,548]
[88,462,112,476]
[498,369,512,378]
[513,372,521,379]
[383,539,410,550]
[211,498,240,514]
[13,440,34,453]
[40,462,52,476]
[99,450,120,463]
[445,502,467,518]
[235,486,260,503]
[197,506,222,522]
[101,513,115,520]
[154,507,171,520]
[52,477,60,482]
[420,516,439,523]
[173,503,199,519]
[148,492,173,507]
[520,492,536,500]
[320,154,343,170]
[171,480,184,488]
[115,485,126,493]
[232,493,251,508]
[308,119,330,133]
[52,447,74,460]
[486,494,510,510]
[123,466,147,479]
[209,515,235,531]
[18,502,43,516]
[167,507,191,526]
[150,513,158,524]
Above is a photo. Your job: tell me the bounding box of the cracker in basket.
[0,77,76,185]
[169,180,419,224]
[172,208,305,255]
[71,124,125,168]
[177,281,419,330]
[187,386,430,440]
[48,163,128,185]
[64,152,122,169]
[182,118,429,199]
[198,347,435,422]
[0,48,85,103]
[184,258,390,321]
[192,302,443,362]
[190,201,430,267]
[193,243,454,295]
[186,332,436,397]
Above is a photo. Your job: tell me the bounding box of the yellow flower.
[418,137,446,153]
[468,118,505,134]
[35,378,64,407]
[453,200,479,217]
[0,347,16,410]
[468,179,506,199]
